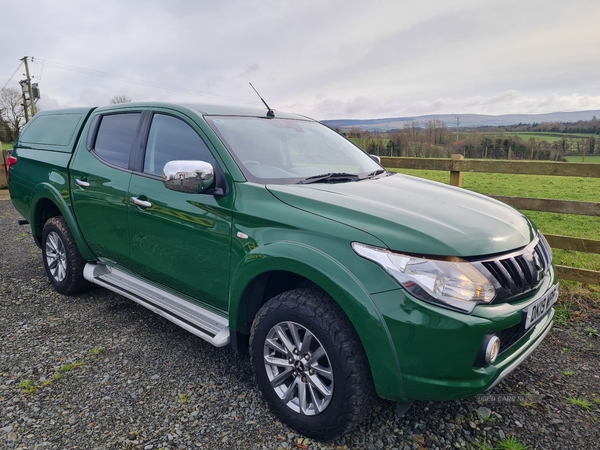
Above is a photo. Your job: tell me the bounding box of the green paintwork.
[267,174,536,257]
[8,102,560,406]
[8,148,96,261]
[371,266,557,400]
[69,141,132,267]
[128,174,233,311]
[227,183,405,398]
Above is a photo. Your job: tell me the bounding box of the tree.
[425,119,448,145]
[109,95,132,104]
[588,136,596,154]
[0,87,26,142]
[403,120,421,142]
[0,115,8,142]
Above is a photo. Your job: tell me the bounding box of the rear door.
[71,111,143,266]
[127,111,233,312]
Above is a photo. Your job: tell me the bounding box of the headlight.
[352,242,495,313]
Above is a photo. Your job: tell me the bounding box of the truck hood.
[266,173,535,257]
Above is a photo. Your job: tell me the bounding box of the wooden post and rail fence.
[1,144,10,189]
[381,154,600,285]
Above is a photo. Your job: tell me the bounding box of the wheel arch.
[229,240,405,400]
[29,182,95,261]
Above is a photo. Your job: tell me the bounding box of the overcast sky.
[2,0,600,120]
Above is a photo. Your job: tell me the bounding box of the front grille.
[496,322,529,354]
[472,234,552,303]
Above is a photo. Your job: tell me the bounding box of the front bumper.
[370,270,558,402]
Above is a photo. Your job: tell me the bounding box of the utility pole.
[455,116,460,142]
[19,80,30,122]
[20,56,37,121]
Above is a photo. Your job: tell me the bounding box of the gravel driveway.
[0,195,598,450]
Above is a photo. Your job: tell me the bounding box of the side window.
[94,113,141,168]
[144,114,215,177]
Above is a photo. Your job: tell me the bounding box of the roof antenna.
[249,82,275,118]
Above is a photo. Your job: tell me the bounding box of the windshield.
[205,116,384,184]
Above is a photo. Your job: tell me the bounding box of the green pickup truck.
[7,103,558,439]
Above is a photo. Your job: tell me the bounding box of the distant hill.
[321,110,600,131]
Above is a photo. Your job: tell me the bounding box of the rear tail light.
[6,156,17,182]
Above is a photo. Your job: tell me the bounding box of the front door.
[127,112,233,312]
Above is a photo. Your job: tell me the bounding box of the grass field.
[479,132,598,143]
[2,142,14,151]
[564,155,600,163]
[511,132,597,142]
[391,168,600,272]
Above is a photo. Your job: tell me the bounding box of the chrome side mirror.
[162,160,215,194]
[369,154,381,164]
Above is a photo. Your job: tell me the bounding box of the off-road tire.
[250,288,375,440]
[42,216,91,295]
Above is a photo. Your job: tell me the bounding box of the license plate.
[524,283,559,329]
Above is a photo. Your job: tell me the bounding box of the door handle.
[75,179,90,188]
[130,197,152,208]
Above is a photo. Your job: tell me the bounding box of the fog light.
[485,336,501,364]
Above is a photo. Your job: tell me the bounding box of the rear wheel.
[42,216,91,295]
[250,288,375,440]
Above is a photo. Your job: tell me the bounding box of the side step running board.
[83,263,230,347]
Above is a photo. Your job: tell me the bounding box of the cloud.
[243,64,261,76]
[303,91,600,120]
[3,0,600,121]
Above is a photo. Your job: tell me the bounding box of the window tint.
[144,114,215,176]
[94,113,141,168]
[19,113,83,148]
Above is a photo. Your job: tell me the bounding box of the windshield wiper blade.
[296,172,359,184]
[365,169,386,178]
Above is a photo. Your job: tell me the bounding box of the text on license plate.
[524,283,559,329]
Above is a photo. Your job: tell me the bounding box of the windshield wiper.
[296,172,359,184]
[366,169,386,178]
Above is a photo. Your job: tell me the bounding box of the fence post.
[450,154,464,187]
[0,144,7,189]
[0,141,8,189]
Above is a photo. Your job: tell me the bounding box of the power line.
[35,58,350,117]
[10,57,357,120]
[34,58,46,84]
[2,61,24,90]
[33,57,259,106]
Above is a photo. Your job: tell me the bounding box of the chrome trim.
[369,154,381,164]
[83,263,229,347]
[130,197,152,208]
[485,336,500,364]
[75,179,90,188]
[486,320,553,391]
[163,160,214,194]
[474,234,553,302]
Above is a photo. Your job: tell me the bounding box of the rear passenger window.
[144,114,215,177]
[94,113,141,168]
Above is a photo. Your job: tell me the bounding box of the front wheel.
[42,216,91,295]
[250,288,375,440]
